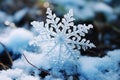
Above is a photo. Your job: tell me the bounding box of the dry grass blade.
[23,53,50,75]
[0,62,9,70]
[23,53,40,70]
[0,42,13,66]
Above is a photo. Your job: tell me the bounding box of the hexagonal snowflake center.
[56,34,66,44]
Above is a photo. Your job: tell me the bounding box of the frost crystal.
[30,8,95,60]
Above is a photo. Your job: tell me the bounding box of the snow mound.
[79,49,120,80]
[0,28,33,54]
[0,68,39,80]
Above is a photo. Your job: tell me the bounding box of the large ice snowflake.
[30,8,95,61]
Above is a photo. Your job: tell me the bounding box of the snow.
[19,75,39,80]
[12,45,120,80]
[45,75,63,80]
[0,68,39,80]
[0,8,28,23]
[93,2,117,21]
[0,49,119,80]
[14,8,28,22]
[64,1,95,20]
[94,2,113,13]
[107,49,120,62]
[13,51,51,71]
[0,11,13,23]
[79,49,120,80]
[0,28,33,53]
[48,0,117,21]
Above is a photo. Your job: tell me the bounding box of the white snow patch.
[0,68,39,80]
[1,48,120,80]
[45,75,63,80]
[13,51,51,75]
[0,28,33,53]
[79,49,120,80]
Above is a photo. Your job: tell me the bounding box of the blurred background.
[0,0,120,57]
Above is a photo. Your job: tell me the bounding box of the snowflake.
[30,8,95,61]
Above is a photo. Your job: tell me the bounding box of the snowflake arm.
[66,24,95,51]
[61,9,75,35]
[77,24,93,36]
[45,8,60,36]
[68,38,95,51]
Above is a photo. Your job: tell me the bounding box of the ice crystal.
[30,8,95,61]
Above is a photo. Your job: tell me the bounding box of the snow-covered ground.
[0,49,120,80]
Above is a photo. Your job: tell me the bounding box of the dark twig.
[23,53,77,78]
[0,62,8,70]
[23,53,40,70]
[23,53,50,75]
[23,53,82,79]
[0,42,13,66]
